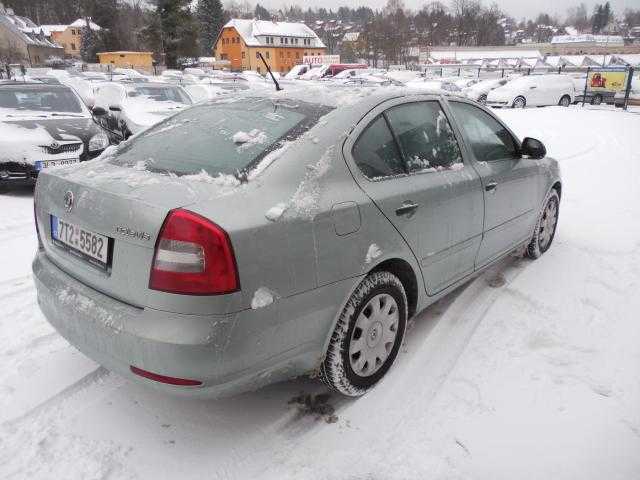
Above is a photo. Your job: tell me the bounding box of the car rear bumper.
[33,251,335,398]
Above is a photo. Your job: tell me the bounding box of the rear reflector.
[149,209,239,295]
[130,366,202,387]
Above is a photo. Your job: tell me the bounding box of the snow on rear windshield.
[0,87,83,114]
[111,98,333,178]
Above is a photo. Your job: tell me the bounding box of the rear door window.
[448,102,519,162]
[384,101,463,173]
[352,115,405,179]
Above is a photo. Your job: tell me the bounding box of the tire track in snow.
[246,257,531,480]
[3,367,110,427]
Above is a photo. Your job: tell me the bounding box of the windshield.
[0,87,83,114]
[111,98,333,178]
[128,86,192,105]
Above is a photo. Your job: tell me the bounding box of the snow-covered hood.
[0,117,102,164]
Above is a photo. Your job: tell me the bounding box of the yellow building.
[214,19,326,74]
[32,18,101,58]
[97,51,154,70]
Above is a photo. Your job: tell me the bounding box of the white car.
[464,78,509,104]
[284,64,311,79]
[92,82,193,137]
[486,74,575,108]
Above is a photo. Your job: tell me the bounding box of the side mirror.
[521,137,546,159]
[91,106,107,116]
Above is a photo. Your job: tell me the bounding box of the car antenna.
[257,52,282,91]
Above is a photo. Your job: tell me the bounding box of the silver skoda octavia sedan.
[33,91,561,397]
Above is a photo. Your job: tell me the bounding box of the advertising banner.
[587,70,628,92]
[303,55,340,65]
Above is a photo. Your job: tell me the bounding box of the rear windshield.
[111,98,332,177]
[128,85,192,104]
[0,87,82,113]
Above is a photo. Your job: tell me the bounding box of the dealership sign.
[587,69,628,92]
[303,55,340,65]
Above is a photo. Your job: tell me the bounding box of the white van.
[486,74,575,108]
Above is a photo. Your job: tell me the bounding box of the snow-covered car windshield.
[111,98,333,177]
[0,87,83,114]
[128,86,192,105]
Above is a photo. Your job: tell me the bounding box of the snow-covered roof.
[430,50,542,61]
[0,13,63,50]
[97,51,153,55]
[69,19,101,30]
[609,54,640,67]
[223,19,325,48]
[343,32,360,42]
[22,18,101,36]
[551,34,624,45]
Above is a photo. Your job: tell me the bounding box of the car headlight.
[88,132,110,152]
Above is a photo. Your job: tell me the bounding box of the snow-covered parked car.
[183,83,225,103]
[0,82,114,191]
[92,82,193,137]
[486,74,575,108]
[405,78,462,93]
[33,91,561,398]
[463,77,509,104]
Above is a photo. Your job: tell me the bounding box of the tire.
[559,95,571,107]
[478,93,487,104]
[526,189,560,259]
[512,96,526,108]
[591,94,602,105]
[319,271,407,396]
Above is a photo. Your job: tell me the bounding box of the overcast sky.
[252,0,635,22]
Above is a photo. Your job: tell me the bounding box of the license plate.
[51,215,110,269]
[36,158,79,170]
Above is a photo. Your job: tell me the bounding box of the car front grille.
[40,142,82,155]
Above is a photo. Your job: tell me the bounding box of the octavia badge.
[63,190,74,212]
[50,141,60,150]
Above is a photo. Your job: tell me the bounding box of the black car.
[0,82,117,190]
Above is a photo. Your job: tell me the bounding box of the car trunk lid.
[35,161,209,308]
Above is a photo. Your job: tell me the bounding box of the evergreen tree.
[254,3,271,20]
[156,0,198,67]
[80,17,98,63]
[196,0,225,56]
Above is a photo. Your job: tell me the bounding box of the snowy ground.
[1,105,639,480]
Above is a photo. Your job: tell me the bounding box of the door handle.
[395,202,419,217]
[485,181,498,192]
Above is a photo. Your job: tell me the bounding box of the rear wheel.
[527,190,560,259]
[478,93,487,104]
[559,95,571,107]
[512,96,526,108]
[320,271,407,396]
[591,94,602,105]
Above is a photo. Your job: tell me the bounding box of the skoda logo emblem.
[63,191,74,212]
[50,141,60,150]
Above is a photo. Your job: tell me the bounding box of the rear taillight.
[149,209,239,295]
